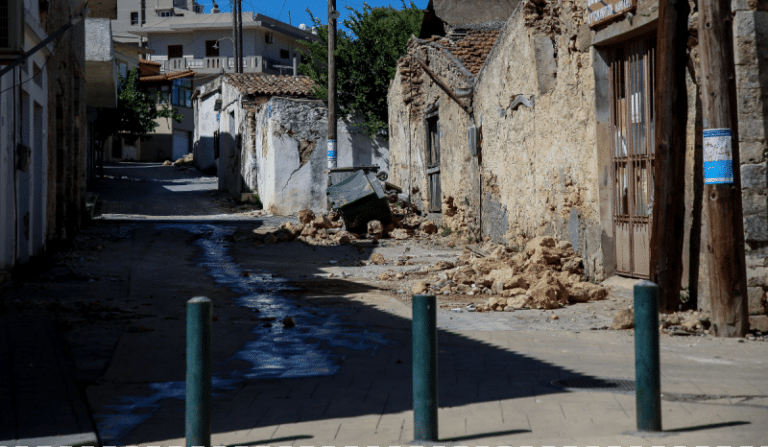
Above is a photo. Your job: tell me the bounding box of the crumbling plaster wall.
[251,97,389,215]
[474,0,605,278]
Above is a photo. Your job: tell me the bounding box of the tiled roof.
[426,29,500,76]
[140,69,196,82]
[139,58,161,66]
[224,73,317,97]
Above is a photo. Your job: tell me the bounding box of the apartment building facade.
[112,0,317,82]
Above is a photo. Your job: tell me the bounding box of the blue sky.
[202,0,428,31]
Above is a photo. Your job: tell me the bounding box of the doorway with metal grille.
[611,36,656,278]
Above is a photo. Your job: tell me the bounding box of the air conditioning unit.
[0,0,24,64]
[264,33,274,44]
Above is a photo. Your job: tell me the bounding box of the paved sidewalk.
[87,289,768,447]
[2,162,767,447]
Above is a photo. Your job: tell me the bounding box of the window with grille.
[611,35,656,278]
[130,12,139,25]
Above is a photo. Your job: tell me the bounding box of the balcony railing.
[159,56,265,73]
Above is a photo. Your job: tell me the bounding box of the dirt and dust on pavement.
[2,161,768,446]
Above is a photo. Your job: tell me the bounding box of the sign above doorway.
[586,0,636,27]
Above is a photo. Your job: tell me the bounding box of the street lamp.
[211,36,234,49]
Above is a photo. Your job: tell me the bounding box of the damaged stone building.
[388,0,768,326]
[194,73,389,215]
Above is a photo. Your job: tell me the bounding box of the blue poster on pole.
[703,128,733,184]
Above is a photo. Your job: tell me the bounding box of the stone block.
[735,64,762,90]
[740,140,767,163]
[739,118,768,141]
[736,89,765,115]
[747,266,768,286]
[748,286,767,314]
[734,11,757,39]
[746,252,768,268]
[741,162,767,189]
[742,190,767,214]
[734,37,758,66]
[731,0,754,11]
[749,315,768,331]
[744,214,768,241]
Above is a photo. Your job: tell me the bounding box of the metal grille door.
[611,37,656,278]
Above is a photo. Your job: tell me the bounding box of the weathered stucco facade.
[250,97,389,215]
[194,74,389,215]
[388,0,768,324]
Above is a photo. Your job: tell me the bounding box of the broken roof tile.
[139,69,196,83]
[223,73,317,97]
[421,29,500,76]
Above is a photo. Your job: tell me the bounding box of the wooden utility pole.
[327,0,338,169]
[237,0,243,73]
[650,0,689,312]
[698,0,749,336]
[232,0,239,73]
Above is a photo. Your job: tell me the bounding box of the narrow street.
[1,163,767,446]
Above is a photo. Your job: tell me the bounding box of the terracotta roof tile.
[139,58,161,66]
[140,69,196,83]
[424,30,500,76]
[223,73,317,96]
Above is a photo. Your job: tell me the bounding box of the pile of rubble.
[253,206,439,246]
[660,311,712,335]
[162,153,194,167]
[380,236,608,311]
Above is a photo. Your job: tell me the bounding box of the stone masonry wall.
[388,39,481,239]
[473,0,605,279]
[733,0,768,325]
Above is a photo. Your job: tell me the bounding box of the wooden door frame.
[609,34,657,278]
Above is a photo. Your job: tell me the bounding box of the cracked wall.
[252,97,389,215]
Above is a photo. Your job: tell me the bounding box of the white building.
[112,0,317,83]
[194,74,390,215]
[0,0,53,274]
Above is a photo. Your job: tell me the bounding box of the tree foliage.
[95,67,183,142]
[299,1,423,137]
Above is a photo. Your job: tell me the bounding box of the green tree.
[95,67,183,142]
[299,1,423,137]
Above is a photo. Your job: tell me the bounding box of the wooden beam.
[650,0,689,312]
[412,56,473,116]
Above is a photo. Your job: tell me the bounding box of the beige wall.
[388,0,768,318]
[474,5,604,278]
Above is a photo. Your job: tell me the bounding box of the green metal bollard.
[634,280,661,431]
[186,297,212,447]
[412,294,438,441]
